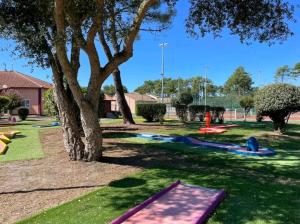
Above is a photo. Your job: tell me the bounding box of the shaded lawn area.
[0,119,57,162]
[18,121,300,224]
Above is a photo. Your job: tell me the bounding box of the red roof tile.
[0,71,52,89]
[125,93,157,102]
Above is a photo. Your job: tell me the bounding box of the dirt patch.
[0,128,140,224]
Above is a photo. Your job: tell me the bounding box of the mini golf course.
[136,133,275,157]
[111,180,225,224]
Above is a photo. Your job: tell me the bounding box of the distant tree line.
[134,66,255,98]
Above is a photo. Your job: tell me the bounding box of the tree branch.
[101,0,157,83]
[54,0,84,105]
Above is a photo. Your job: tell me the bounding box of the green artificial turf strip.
[0,121,45,162]
[17,121,300,224]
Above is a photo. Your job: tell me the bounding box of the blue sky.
[0,1,300,91]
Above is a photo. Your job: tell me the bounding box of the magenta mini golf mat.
[111,180,226,224]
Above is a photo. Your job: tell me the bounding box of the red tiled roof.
[0,71,52,89]
[125,93,157,102]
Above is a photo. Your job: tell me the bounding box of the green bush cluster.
[0,89,22,114]
[210,106,225,123]
[18,108,29,120]
[188,105,210,121]
[136,103,166,122]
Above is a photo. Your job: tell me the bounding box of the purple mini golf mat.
[111,180,225,224]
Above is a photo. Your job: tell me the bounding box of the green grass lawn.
[17,120,300,224]
[0,118,57,162]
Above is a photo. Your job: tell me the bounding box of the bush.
[136,103,166,122]
[0,89,22,114]
[211,106,225,123]
[175,104,188,122]
[43,89,59,118]
[18,108,29,120]
[188,105,210,121]
[0,96,9,111]
[255,84,300,133]
[178,92,193,105]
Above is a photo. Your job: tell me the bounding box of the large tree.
[224,66,253,96]
[0,0,295,161]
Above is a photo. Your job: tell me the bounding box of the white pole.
[204,66,209,108]
[160,43,168,103]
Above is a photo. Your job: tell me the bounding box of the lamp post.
[203,66,209,109]
[160,42,168,103]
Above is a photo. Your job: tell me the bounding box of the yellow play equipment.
[0,134,11,144]
[0,139,8,155]
[0,130,21,139]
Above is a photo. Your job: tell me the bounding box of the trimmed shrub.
[255,83,300,133]
[136,103,166,122]
[175,104,188,122]
[18,108,29,120]
[188,105,210,121]
[211,106,225,123]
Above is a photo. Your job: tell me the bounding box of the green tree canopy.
[102,84,128,96]
[240,95,254,121]
[134,76,217,97]
[291,62,300,79]
[255,83,300,133]
[224,66,253,96]
[275,65,290,83]
[0,89,22,113]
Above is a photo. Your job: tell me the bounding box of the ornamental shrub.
[255,84,300,133]
[18,108,29,120]
[188,105,210,121]
[211,106,225,123]
[136,103,166,122]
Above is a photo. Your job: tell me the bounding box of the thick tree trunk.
[113,69,135,124]
[79,102,102,161]
[52,78,85,160]
[272,117,286,134]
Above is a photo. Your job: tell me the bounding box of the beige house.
[112,93,157,114]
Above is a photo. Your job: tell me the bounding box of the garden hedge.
[136,103,166,122]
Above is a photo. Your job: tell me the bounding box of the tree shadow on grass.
[100,128,300,223]
[109,177,146,188]
[103,168,300,224]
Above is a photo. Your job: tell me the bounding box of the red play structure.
[199,112,238,134]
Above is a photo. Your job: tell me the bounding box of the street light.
[160,42,168,103]
[203,66,209,109]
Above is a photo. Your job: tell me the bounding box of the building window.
[21,99,30,108]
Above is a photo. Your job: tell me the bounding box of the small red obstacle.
[199,127,227,134]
